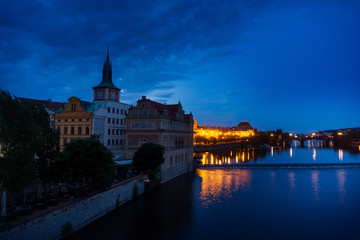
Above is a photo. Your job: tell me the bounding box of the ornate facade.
[126,96,194,182]
[54,97,93,150]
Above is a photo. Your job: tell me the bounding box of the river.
[70,142,360,240]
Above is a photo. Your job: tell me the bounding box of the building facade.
[125,96,194,183]
[54,48,130,154]
[54,97,93,150]
[91,48,130,154]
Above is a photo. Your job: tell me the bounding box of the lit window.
[139,138,147,146]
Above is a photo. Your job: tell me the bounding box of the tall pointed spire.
[94,47,119,90]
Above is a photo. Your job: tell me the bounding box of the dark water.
[70,146,360,240]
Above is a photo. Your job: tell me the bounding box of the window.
[64,139,68,145]
[112,119,115,124]
[120,139,123,145]
[121,109,124,114]
[108,139,110,145]
[86,127,90,135]
[112,139,114,145]
[64,127,67,135]
[112,129,115,135]
[71,103,76,111]
[117,119,119,125]
[58,119,61,122]
[116,139,119,145]
[108,129,111,135]
[108,118,110,124]
[112,108,115,113]
[108,107,110,113]
[97,92,103,99]
[78,127,82,135]
[65,119,68,122]
[117,129,120,135]
[185,153,187,161]
[139,138,147,146]
[121,119,123,125]
[175,155,178,164]
[72,119,74,122]
[86,118,89,121]
[170,156,173,166]
[181,154,184,162]
[117,109,119,114]
[71,127,74,135]
[79,119,82,121]
[57,127,60,133]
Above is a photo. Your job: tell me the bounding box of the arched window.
[71,127,74,135]
[86,127,90,135]
[64,127,67,135]
[78,127,82,135]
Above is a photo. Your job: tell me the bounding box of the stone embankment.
[0,175,146,240]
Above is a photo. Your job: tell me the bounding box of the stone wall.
[161,159,195,183]
[0,176,145,240]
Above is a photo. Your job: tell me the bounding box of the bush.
[61,221,74,238]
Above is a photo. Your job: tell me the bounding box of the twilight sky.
[0,0,359,133]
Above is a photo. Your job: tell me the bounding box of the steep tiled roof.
[19,97,65,111]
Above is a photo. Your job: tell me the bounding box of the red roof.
[19,97,66,111]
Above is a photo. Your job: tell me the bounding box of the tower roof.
[93,47,120,90]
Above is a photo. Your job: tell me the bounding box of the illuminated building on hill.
[194,120,255,145]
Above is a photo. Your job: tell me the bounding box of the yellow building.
[55,97,93,150]
[194,120,254,145]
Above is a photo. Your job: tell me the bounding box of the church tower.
[93,48,120,102]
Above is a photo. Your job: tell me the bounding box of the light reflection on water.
[337,169,346,202]
[198,140,360,165]
[311,171,320,201]
[198,169,251,207]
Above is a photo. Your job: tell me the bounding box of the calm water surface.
[71,145,360,240]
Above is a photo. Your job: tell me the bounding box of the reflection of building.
[55,49,130,153]
[125,96,194,182]
[55,97,93,150]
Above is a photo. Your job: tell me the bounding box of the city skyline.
[1,0,359,132]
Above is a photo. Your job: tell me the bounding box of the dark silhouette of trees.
[132,142,164,173]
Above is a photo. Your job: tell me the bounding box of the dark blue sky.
[0,0,359,133]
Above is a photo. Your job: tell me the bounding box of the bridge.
[291,135,333,147]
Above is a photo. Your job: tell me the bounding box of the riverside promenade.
[0,174,146,240]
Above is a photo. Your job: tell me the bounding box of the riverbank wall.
[0,175,146,240]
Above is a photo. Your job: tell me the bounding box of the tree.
[132,142,164,173]
[0,91,38,193]
[56,136,114,191]
[28,103,60,191]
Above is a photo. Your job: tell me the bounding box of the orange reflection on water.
[198,169,252,207]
